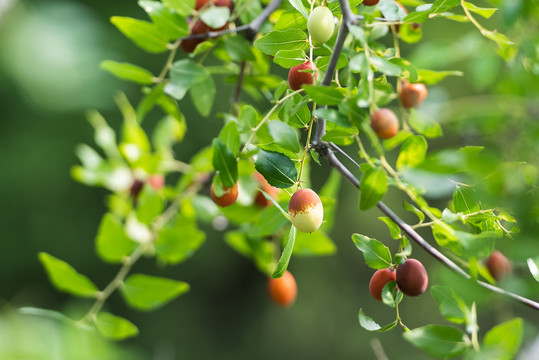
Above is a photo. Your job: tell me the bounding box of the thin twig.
[310,0,539,312]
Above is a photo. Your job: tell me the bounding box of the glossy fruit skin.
[196,0,234,11]
[267,270,297,307]
[307,6,334,44]
[369,268,396,301]
[486,250,512,281]
[370,108,399,139]
[254,172,279,207]
[180,19,210,53]
[288,62,314,91]
[396,259,428,297]
[362,0,380,6]
[288,188,323,233]
[211,182,239,207]
[400,81,427,109]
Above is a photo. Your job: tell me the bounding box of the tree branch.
[311,0,539,311]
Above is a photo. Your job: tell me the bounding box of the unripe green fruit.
[307,6,334,44]
[267,270,297,307]
[369,268,396,301]
[396,259,428,297]
[288,188,323,233]
[486,250,512,281]
[211,182,239,207]
[370,108,399,139]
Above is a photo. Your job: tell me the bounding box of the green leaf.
[417,69,463,84]
[302,85,346,105]
[403,201,425,222]
[39,252,99,298]
[370,56,402,76]
[152,115,186,151]
[254,149,297,188]
[100,61,155,84]
[200,6,230,29]
[274,9,307,31]
[136,187,164,224]
[378,217,401,239]
[358,308,397,332]
[273,49,307,68]
[224,36,256,62]
[271,226,296,279]
[360,167,388,210]
[94,312,139,340]
[267,120,301,153]
[389,58,418,82]
[138,1,189,39]
[96,213,136,263]
[452,185,480,214]
[381,281,403,307]
[155,225,206,264]
[110,16,169,53]
[430,285,469,324]
[218,121,241,156]
[351,234,392,269]
[315,53,348,72]
[121,274,189,311]
[396,135,427,170]
[483,318,523,360]
[166,59,209,100]
[248,205,289,238]
[293,231,337,256]
[462,1,497,18]
[408,109,442,138]
[378,0,407,20]
[163,0,194,16]
[253,29,308,56]
[212,138,238,188]
[190,74,216,117]
[288,0,309,18]
[429,0,460,15]
[403,325,470,358]
[527,258,539,282]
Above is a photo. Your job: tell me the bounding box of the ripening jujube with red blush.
[288,62,315,91]
[148,174,165,191]
[267,270,297,307]
[370,108,399,139]
[211,182,239,207]
[196,0,234,11]
[288,188,324,233]
[369,268,396,301]
[400,80,428,109]
[253,172,279,207]
[396,259,428,297]
[486,250,512,281]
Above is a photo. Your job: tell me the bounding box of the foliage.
[15,0,538,358]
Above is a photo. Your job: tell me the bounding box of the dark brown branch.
[311,0,539,311]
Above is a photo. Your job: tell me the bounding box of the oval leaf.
[110,16,169,53]
[396,135,427,170]
[403,325,470,358]
[39,252,99,298]
[96,213,137,263]
[271,226,296,279]
[212,138,238,188]
[254,149,297,188]
[94,312,139,340]
[360,166,388,210]
[100,61,155,84]
[121,274,190,311]
[351,234,392,269]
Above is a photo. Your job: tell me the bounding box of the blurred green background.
[0,0,538,358]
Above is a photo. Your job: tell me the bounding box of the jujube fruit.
[396,259,428,296]
[369,268,396,301]
[196,0,234,11]
[254,172,279,207]
[211,182,239,207]
[288,188,323,233]
[400,80,427,109]
[307,6,334,44]
[370,108,399,139]
[148,174,165,190]
[288,62,315,91]
[180,19,210,54]
[486,250,512,281]
[267,270,297,307]
[362,0,380,6]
